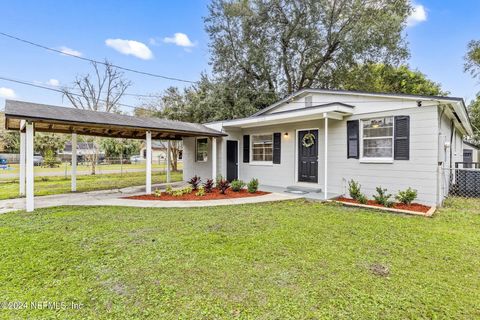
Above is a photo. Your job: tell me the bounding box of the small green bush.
[196,186,205,197]
[154,189,162,197]
[348,180,362,200]
[165,185,173,195]
[357,193,368,204]
[373,186,393,206]
[182,186,193,194]
[247,178,259,193]
[231,179,246,192]
[396,187,418,205]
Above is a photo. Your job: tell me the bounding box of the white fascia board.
[222,104,352,129]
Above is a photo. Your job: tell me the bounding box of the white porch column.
[166,140,171,183]
[211,137,217,180]
[71,133,77,192]
[146,131,152,194]
[25,122,34,212]
[19,130,26,196]
[324,116,328,200]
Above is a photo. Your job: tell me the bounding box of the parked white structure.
[184,89,474,206]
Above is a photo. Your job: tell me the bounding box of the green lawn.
[0,198,479,319]
[0,170,182,200]
[0,162,181,178]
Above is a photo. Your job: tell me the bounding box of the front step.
[286,185,322,194]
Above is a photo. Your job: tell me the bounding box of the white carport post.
[166,140,171,183]
[324,115,328,201]
[146,131,152,194]
[71,133,77,192]
[211,137,217,180]
[19,129,26,196]
[25,122,35,212]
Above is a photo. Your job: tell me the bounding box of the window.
[361,117,394,159]
[252,134,273,162]
[196,138,208,162]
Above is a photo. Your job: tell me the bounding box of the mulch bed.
[124,188,270,201]
[336,196,431,213]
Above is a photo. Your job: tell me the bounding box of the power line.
[0,31,197,84]
[0,76,140,110]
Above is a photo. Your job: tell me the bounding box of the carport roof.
[4,100,226,140]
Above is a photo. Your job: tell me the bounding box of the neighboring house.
[59,142,103,161]
[183,89,474,206]
[462,140,479,164]
[139,140,182,161]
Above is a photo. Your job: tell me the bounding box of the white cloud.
[59,46,83,57]
[47,79,60,86]
[149,37,159,46]
[407,3,427,27]
[0,87,16,99]
[163,33,195,48]
[105,38,153,60]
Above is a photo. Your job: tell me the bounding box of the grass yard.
[0,170,182,200]
[0,162,181,178]
[0,198,479,319]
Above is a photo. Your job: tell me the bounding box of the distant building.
[59,142,104,161]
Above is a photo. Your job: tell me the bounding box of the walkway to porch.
[0,182,302,214]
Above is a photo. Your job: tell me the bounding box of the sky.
[0,0,479,114]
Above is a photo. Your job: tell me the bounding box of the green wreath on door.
[302,133,315,148]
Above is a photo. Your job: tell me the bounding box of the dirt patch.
[124,188,269,201]
[336,197,431,214]
[369,263,390,277]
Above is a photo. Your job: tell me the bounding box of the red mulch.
[336,196,431,213]
[124,188,269,201]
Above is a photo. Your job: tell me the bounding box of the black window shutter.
[273,132,281,164]
[243,135,250,163]
[394,116,410,160]
[347,120,359,159]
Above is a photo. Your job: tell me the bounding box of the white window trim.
[359,117,394,163]
[250,133,274,165]
[195,137,209,162]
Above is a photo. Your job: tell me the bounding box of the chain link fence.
[444,162,480,198]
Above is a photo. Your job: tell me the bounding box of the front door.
[298,130,318,183]
[226,140,238,181]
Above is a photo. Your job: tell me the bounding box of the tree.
[205,0,411,97]
[100,138,141,159]
[34,133,66,157]
[333,63,448,96]
[468,95,480,143]
[465,40,480,143]
[62,60,132,174]
[465,40,480,80]
[1,132,20,153]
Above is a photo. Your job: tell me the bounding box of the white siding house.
[183,89,473,206]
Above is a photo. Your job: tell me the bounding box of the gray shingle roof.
[4,100,226,138]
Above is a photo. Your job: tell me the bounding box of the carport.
[3,100,226,211]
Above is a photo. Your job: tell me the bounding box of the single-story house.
[462,140,479,164]
[59,141,103,161]
[183,89,474,206]
[139,140,182,161]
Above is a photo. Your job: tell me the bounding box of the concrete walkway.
[0,183,302,214]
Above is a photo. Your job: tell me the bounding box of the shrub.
[247,178,259,193]
[43,150,60,168]
[165,185,173,195]
[196,186,205,197]
[357,193,368,204]
[203,179,214,193]
[217,179,230,194]
[154,189,162,197]
[215,174,224,188]
[396,187,418,205]
[188,175,201,190]
[231,179,246,192]
[373,186,393,206]
[183,186,193,194]
[348,180,362,200]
